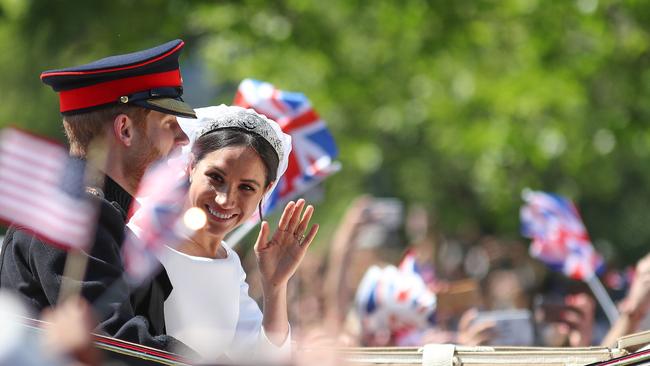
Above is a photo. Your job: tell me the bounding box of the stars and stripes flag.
[520,189,604,281]
[123,159,195,284]
[233,78,340,217]
[0,127,96,249]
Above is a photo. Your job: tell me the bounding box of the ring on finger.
[297,234,306,245]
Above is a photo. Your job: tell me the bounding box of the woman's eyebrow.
[210,167,227,176]
[241,178,261,188]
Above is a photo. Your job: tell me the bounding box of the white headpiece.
[177,105,292,211]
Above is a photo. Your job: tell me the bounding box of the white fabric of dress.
[156,243,291,362]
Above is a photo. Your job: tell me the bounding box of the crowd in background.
[235,195,650,350]
[2,194,650,366]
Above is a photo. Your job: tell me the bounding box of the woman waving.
[142,105,318,362]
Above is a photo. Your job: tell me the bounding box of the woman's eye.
[240,184,255,192]
[208,173,223,183]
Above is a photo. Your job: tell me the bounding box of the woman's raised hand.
[255,199,319,289]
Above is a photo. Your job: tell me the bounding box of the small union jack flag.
[520,189,604,281]
[398,249,437,287]
[233,78,339,216]
[123,159,193,284]
[355,265,436,343]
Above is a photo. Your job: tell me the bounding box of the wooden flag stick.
[58,249,91,302]
[586,274,619,325]
[57,138,108,304]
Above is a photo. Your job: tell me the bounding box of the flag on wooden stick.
[0,128,96,249]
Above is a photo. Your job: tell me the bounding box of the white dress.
[156,243,291,362]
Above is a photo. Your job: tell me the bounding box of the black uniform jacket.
[0,176,191,355]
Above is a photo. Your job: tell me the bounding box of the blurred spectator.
[41,297,100,366]
[323,196,372,330]
[456,309,496,346]
[241,193,650,350]
[0,291,99,366]
[482,269,529,310]
[354,265,436,346]
[601,253,650,346]
[0,290,41,365]
[289,251,328,338]
[534,293,595,347]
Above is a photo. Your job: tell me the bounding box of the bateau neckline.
[164,243,231,261]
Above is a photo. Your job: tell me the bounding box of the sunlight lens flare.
[183,207,207,231]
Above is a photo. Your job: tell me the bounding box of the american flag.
[123,159,194,284]
[0,128,96,249]
[520,189,604,281]
[233,78,340,216]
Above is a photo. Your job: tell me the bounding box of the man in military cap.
[0,39,196,353]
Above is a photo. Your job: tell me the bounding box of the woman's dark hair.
[192,127,280,187]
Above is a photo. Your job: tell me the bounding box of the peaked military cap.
[40,39,196,118]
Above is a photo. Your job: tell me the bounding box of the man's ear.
[113,113,135,147]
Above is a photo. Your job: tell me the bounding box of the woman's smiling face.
[188,145,269,239]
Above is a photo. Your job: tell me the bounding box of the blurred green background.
[2,0,650,264]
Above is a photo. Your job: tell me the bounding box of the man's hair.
[62,105,151,156]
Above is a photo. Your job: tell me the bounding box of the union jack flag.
[355,265,436,345]
[233,78,340,216]
[520,189,604,281]
[398,249,437,287]
[123,159,194,284]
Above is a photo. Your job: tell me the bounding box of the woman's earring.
[189,175,193,183]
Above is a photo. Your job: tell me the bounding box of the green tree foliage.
[2,0,650,263]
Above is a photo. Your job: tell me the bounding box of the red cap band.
[58,69,182,113]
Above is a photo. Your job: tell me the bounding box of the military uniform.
[0,176,189,352]
[0,40,196,355]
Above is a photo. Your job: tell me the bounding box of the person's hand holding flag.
[520,189,618,323]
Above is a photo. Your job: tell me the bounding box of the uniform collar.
[103,175,133,214]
